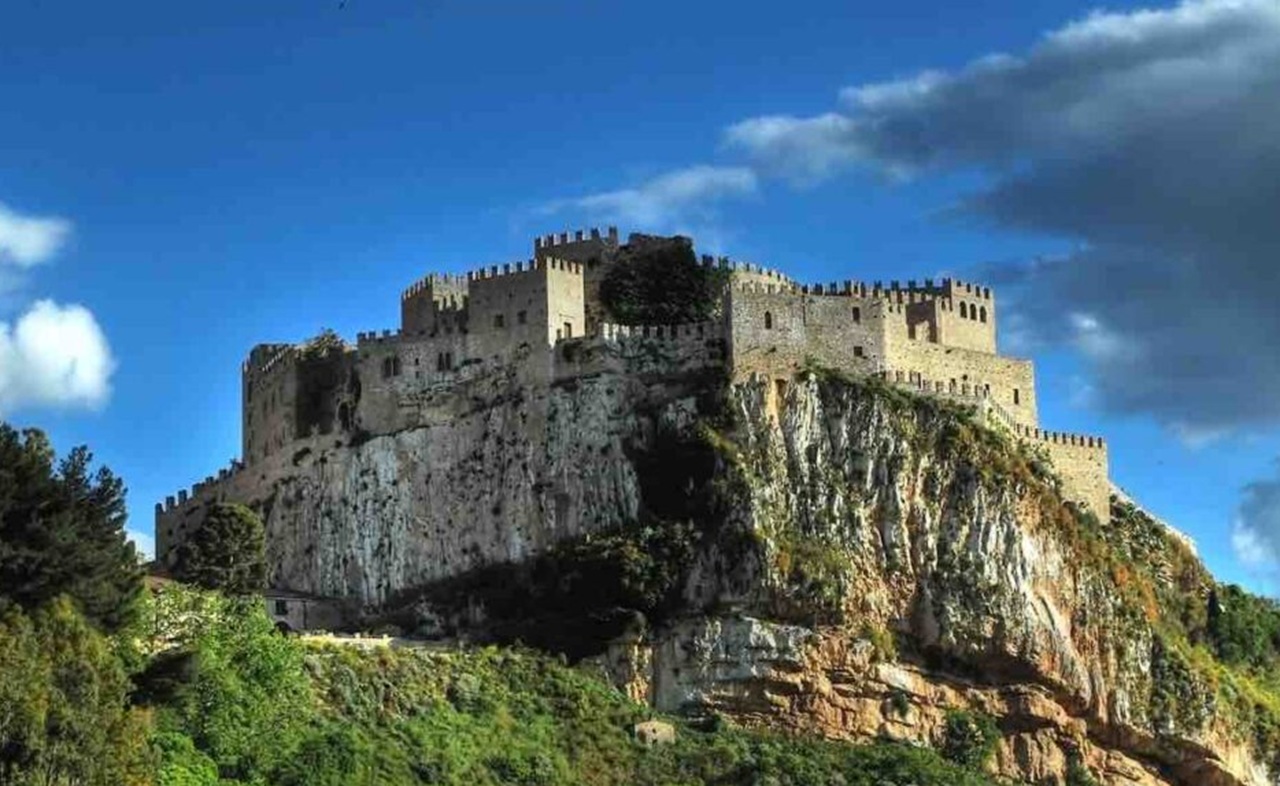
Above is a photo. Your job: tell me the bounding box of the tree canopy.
[0,424,141,632]
[598,238,723,325]
[171,502,267,595]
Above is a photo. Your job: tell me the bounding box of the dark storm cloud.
[727,0,1280,566]
[726,0,1280,436]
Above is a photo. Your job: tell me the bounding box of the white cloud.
[724,115,866,183]
[0,203,72,268]
[543,165,758,229]
[0,300,115,415]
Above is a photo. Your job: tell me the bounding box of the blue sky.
[3,0,1279,595]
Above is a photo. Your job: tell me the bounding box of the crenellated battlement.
[356,329,403,346]
[702,255,796,286]
[595,321,721,343]
[157,458,245,514]
[401,272,468,302]
[1012,423,1106,449]
[466,256,584,282]
[242,343,295,377]
[533,226,619,252]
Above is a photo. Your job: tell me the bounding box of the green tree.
[155,594,311,782]
[598,238,722,325]
[0,598,152,786]
[171,503,267,595]
[0,424,141,632]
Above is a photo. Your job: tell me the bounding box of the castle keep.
[157,228,1109,600]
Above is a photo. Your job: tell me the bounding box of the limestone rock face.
[596,376,1274,786]
[254,360,708,606]
[225,362,1273,786]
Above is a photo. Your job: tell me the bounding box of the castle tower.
[534,227,620,334]
[401,273,469,337]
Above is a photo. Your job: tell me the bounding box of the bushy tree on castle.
[599,236,722,325]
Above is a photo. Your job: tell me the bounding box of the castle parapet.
[356,329,404,346]
[534,225,619,251]
[401,272,468,302]
[596,321,720,343]
[463,257,583,282]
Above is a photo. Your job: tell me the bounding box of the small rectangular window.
[852,307,861,323]
[853,346,864,358]
[517,310,527,325]
[274,600,288,616]
[494,314,505,329]
[563,322,573,339]
[1013,388,1021,405]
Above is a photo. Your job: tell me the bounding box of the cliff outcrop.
[588,371,1277,786]
[193,354,1276,785]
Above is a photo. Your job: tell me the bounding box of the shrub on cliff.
[171,502,267,595]
[0,424,141,632]
[940,710,1001,770]
[1208,583,1280,670]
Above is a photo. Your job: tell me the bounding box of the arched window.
[764,311,773,329]
[381,358,393,379]
[391,356,402,376]
[959,302,968,319]
[979,306,987,323]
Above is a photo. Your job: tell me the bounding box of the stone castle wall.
[242,344,301,466]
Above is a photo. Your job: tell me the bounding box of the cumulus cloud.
[1235,466,1280,572]
[0,203,72,268]
[726,0,1280,437]
[542,165,758,230]
[0,299,115,416]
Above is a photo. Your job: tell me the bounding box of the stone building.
[156,227,1109,601]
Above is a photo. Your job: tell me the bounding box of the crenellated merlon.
[534,225,619,251]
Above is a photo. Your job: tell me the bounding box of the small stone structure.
[157,227,1110,596]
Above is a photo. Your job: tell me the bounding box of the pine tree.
[0,425,142,632]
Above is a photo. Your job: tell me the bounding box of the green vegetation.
[144,587,1004,786]
[1065,754,1101,786]
[1208,583,1280,670]
[599,237,726,325]
[939,710,1000,770]
[0,598,151,785]
[171,503,267,595]
[0,424,142,632]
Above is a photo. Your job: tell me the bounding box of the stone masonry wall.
[886,338,1038,427]
[726,285,888,381]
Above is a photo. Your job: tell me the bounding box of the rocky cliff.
[232,355,1276,785]
[589,371,1278,786]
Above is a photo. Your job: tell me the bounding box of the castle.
[156,228,1109,597]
